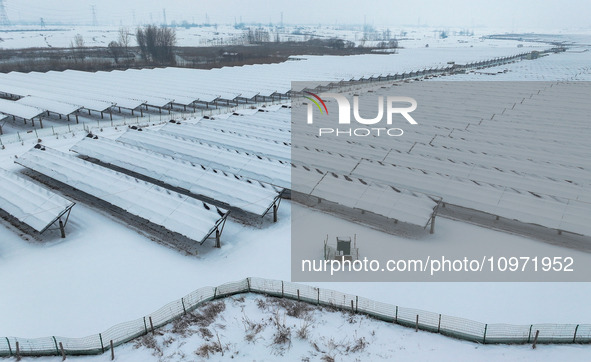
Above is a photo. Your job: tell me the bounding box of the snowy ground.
[6,294,591,362]
[1,26,590,360]
[0,24,575,49]
[1,124,591,341]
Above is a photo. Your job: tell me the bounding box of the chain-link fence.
[1,277,588,358]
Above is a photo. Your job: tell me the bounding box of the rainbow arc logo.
[304,91,329,115]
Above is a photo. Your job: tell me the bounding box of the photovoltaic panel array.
[0,167,75,233]
[116,129,291,189]
[70,136,282,217]
[15,146,228,244]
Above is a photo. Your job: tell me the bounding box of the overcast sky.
[3,0,591,29]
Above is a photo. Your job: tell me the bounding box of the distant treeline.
[0,25,396,73]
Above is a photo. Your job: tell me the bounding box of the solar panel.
[159,123,291,162]
[0,168,75,234]
[117,129,291,189]
[292,166,441,228]
[0,98,45,120]
[15,146,228,245]
[70,136,282,217]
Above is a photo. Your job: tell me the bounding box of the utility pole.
[162,8,166,26]
[91,5,98,26]
[0,0,10,26]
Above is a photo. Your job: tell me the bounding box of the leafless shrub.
[232,295,245,303]
[255,298,268,310]
[264,297,315,319]
[133,333,163,357]
[199,327,213,339]
[350,337,367,353]
[195,342,222,358]
[162,335,176,348]
[321,354,336,362]
[296,320,312,340]
[270,311,291,354]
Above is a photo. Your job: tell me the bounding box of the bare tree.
[108,41,122,63]
[136,25,177,64]
[70,34,86,63]
[118,27,131,62]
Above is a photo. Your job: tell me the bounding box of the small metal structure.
[324,235,359,262]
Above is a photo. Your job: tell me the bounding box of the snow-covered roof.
[70,136,282,216]
[116,129,291,189]
[0,98,45,120]
[0,168,75,233]
[15,146,228,244]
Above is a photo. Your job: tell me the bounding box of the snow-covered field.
[0,24,572,50]
[1,25,591,361]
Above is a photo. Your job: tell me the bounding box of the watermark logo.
[304,92,418,137]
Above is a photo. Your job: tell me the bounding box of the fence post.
[143,317,148,334]
[110,340,114,360]
[214,287,218,299]
[15,341,20,361]
[527,325,533,343]
[317,288,320,305]
[395,306,398,323]
[59,342,66,361]
[437,314,441,333]
[182,298,187,314]
[415,315,419,332]
[5,337,11,356]
[297,289,300,302]
[281,281,284,298]
[573,325,579,343]
[351,300,354,312]
[532,330,540,349]
[355,296,358,313]
[247,277,251,292]
[99,333,105,353]
[149,316,155,334]
[53,336,59,355]
[483,324,488,344]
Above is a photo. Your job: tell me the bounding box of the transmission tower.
[0,0,11,27]
[162,8,166,26]
[40,17,45,28]
[91,5,98,26]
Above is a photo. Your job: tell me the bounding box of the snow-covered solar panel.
[0,168,75,233]
[15,146,228,244]
[70,136,282,216]
[195,118,291,144]
[116,129,291,189]
[1,72,145,110]
[352,160,591,236]
[160,123,291,162]
[0,80,113,112]
[0,98,45,120]
[292,167,441,228]
[17,96,82,116]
